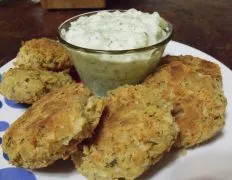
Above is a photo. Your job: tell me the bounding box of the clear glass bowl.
[57,10,173,96]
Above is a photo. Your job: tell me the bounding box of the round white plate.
[0,41,232,180]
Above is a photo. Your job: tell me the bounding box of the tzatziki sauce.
[62,9,168,51]
[60,9,171,96]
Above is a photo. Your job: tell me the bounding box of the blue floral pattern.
[4,98,30,109]
[0,168,36,180]
[3,153,9,161]
[0,121,9,132]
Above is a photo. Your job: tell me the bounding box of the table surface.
[0,0,231,69]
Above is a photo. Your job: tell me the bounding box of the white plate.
[0,41,232,180]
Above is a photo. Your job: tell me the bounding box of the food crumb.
[180,149,188,156]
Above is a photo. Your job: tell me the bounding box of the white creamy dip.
[62,9,168,50]
[60,9,171,95]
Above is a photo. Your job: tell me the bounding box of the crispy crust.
[0,68,74,104]
[144,56,227,148]
[72,85,178,180]
[161,55,222,79]
[2,83,106,169]
[14,38,72,71]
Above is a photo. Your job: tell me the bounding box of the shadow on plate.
[35,158,75,174]
[137,131,224,179]
[137,149,181,180]
[190,131,224,150]
[69,66,81,83]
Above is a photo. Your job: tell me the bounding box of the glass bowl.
[57,10,173,96]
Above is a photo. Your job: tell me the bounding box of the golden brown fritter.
[0,68,74,104]
[2,83,106,169]
[72,85,178,180]
[161,55,222,79]
[144,56,227,148]
[14,38,72,71]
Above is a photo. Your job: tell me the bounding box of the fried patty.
[72,85,178,180]
[161,55,222,80]
[2,83,106,169]
[0,67,74,104]
[14,38,72,71]
[144,56,227,148]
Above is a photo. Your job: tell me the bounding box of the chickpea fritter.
[14,38,72,71]
[2,83,106,169]
[0,68,74,104]
[144,56,227,148]
[72,85,178,180]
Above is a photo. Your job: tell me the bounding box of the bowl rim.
[57,10,173,54]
